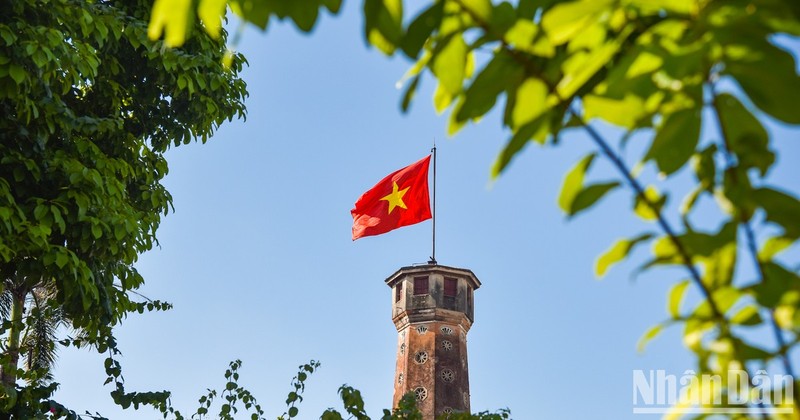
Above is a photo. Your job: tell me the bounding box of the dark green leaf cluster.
[0,0,247,415]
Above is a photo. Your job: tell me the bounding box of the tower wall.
[386,265,480,418]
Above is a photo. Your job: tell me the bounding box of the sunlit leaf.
[625,50,663,78]
[570,182,619,216]
[198,0,227,38]
[558,153,595,214]
[637,323,664,353]
[667,280,689,318]
[730,305,762,326]
[148,0,192,47]
[505,20,554,57]
[595,233,653,278]
[542,0,614,45]
[431,34,468,95]
[634,185,665,222]
[759,236,794,261]
[511,78,548,128]
[460,0,492,23]
[556,29,630,99]
[433,83,453,114]
[624,0,696,14]
[584,94,645,129]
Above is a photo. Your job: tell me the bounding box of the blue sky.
[52,3,800,419]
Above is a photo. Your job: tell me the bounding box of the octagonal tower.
[386,264,480,418]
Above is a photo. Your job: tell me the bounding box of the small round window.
[414,387,428,401]
[441,340,453,351]
[440,368,455,383]
[441,326,454,335]
[414,351,429,364]
[416,325,428,335]
[398,373,404,384]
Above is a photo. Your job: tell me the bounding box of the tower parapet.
[386,264,480,418]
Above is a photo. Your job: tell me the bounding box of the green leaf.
[735,338,771,361]
[667,280,689,318]
[625,50,664,78]
[433,83,453,114]
[730,305,762,326]
[749,262,800,308]
[583,94,645,129]
[754,187,800,239]
[711,286,742,314]
[364,0,404,55]
[460,0,492,22]
[759,236,794,261]
[148,0,192,47]
[645,108,701,175]
[55,252,69,269]
[91,224,102,239]
[288,2,320,31]
[229,0,270,28]
[558,153,595,214]
[714,93,774,176]
[624,0,695,14]
[595,233,653,278]
[569,182,620,216]
[400,2,444,59]
[726,42,800,124]
[511,78,548,128]
[491,113,550,177]
[542,0,614,46]
[198,0,227,38]
[691,144,717,192]
[634,185,665,222]
[400,74,421,112]
[456,52,523,123]
[556,32,629,99]
[431,34,467,96]
[8,64,26,85]
[637,323,663,353]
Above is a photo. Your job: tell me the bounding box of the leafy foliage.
[0,0,246,415]
[163,0,800,416]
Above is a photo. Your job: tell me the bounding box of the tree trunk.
[1,291,25,387]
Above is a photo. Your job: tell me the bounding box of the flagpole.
[430,141,437,265]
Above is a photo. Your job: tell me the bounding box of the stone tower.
[386,264,480,418]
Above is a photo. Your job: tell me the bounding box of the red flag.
[351,155,432,240]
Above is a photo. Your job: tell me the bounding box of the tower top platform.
[384,264,481,290]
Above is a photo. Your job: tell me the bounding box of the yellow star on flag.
[380,181,410,214]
